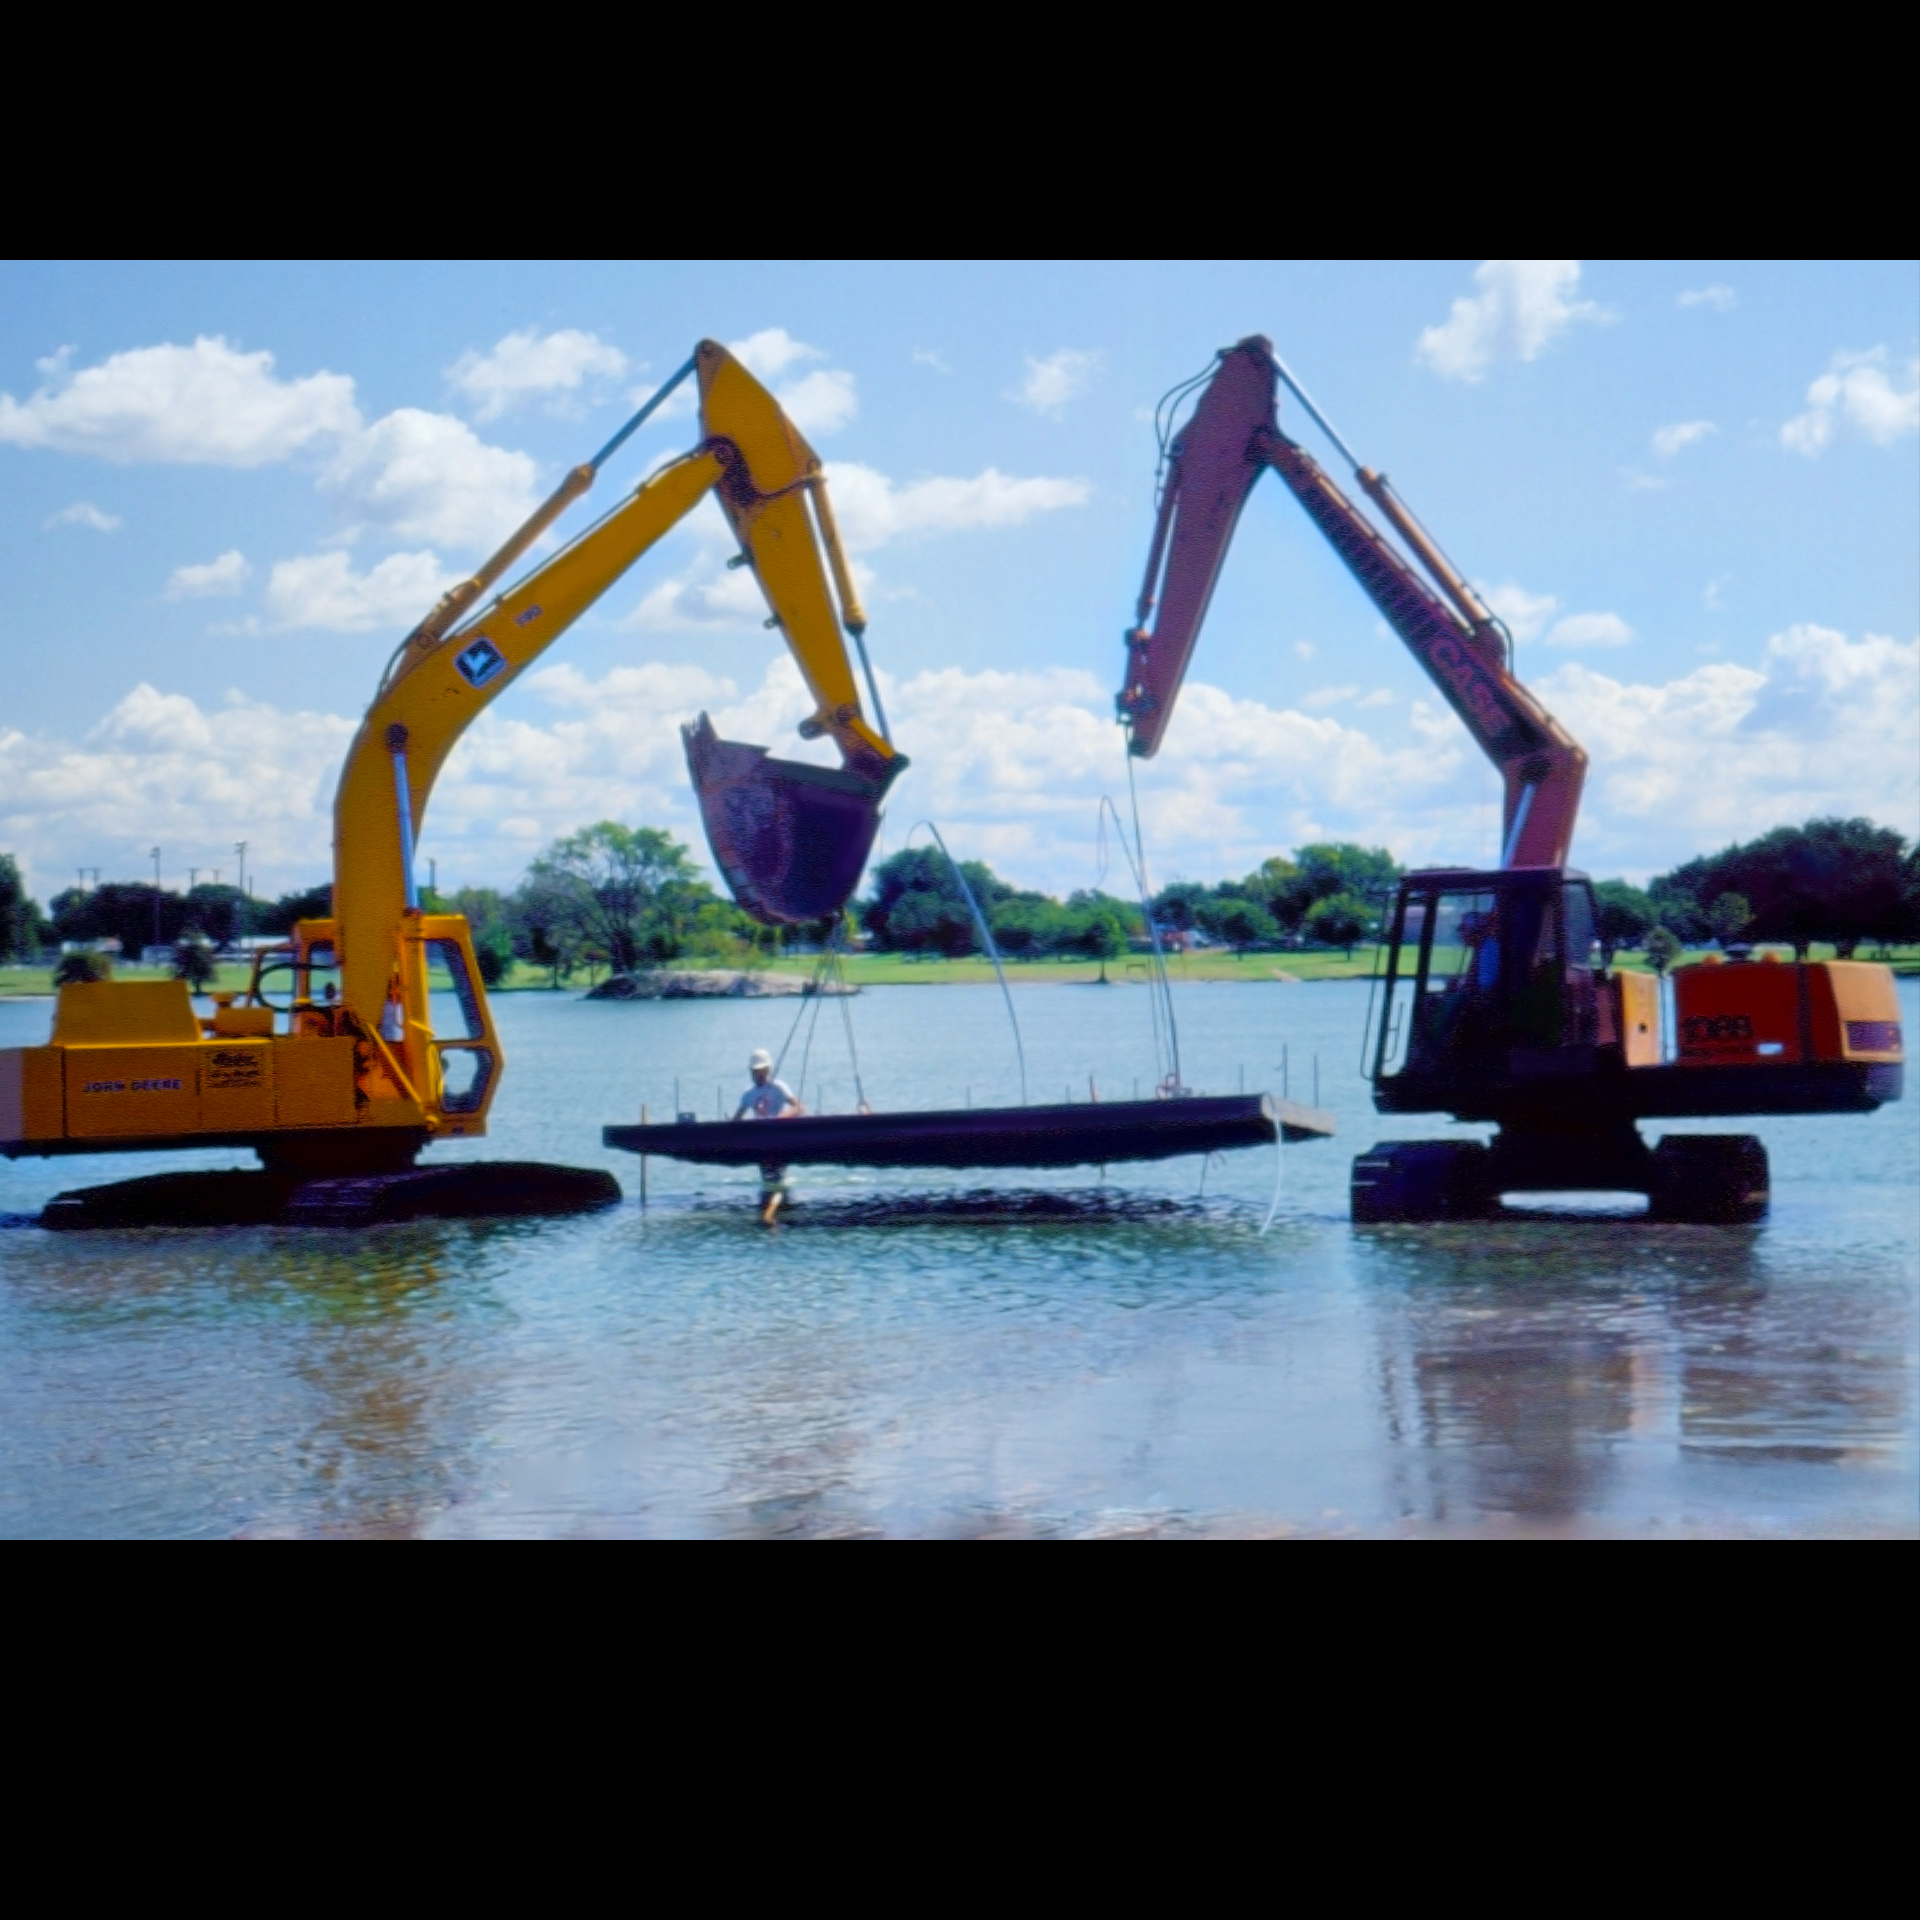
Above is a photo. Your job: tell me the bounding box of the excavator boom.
[1119,335,1585,868]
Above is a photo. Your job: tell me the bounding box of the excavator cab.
[1374,868,1607,1111]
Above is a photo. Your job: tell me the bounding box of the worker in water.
[733,1048,805,1224]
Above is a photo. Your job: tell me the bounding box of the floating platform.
[37,1160,622,1230]
[603,1093,1333,1173]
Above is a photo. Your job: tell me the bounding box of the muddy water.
[2,978,1913,1537]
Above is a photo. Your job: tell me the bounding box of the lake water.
[3,977,1914,1537]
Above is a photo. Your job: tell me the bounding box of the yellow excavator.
[2,341,906,1214]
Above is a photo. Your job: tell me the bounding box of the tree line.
[5,815,1917,983]
[862,841,1400,961]
[1591,818,1918,965]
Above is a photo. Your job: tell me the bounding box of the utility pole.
[188,868,200,892]
[428,857,438,900]
[150,847,162,957]
[234,841,248,899]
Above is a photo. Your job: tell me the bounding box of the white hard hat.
[750,1049,773,1071]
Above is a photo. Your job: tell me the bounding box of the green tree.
[989,898,1062,959]
[522,822,708,975]
[1593,880,1656,963]
[1196,896,1279,954]
[1304,891,1370,957]
[1150,881,1211,936]
[511,870,582,987]
[1656,818,1912,959]
[52,882,190,959]
[1292,843,1401,926]
[1708,891,1754,948]
[861,847,1018,955]
[54,950,110,986]
[1643,925,1682,974]
[259,883,329,937]
[1061,897,1130,976]
[1,853,39,963]
[170,932,218,991]
[187,883,256,945]
[1241,855,1304,930]
[1648,877,1710,945]
[451,886,514,986]
[884,888,976,957]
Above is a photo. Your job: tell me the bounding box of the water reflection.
[1357,1219,1914,1531]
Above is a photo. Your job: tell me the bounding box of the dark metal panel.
[605,1094,1333,1171]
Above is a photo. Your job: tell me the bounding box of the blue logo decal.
[513,604,543,627]
[454,636,507,688]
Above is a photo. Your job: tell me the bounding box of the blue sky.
[2,259,1914,904]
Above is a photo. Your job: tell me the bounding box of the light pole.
[150,847,162,957]
[234,842,248,898]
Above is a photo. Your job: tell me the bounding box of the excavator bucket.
[683,714,892,925]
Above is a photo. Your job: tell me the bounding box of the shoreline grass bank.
[7,942,1915,1000]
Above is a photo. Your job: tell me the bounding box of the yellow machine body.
[1672,956,1904,1069]
[1,342,900,1175]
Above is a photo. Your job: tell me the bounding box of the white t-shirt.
[736,1077,799,1120]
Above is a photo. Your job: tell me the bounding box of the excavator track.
[37,1161,621,1230]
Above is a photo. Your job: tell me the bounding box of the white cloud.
[0,335,357,465]
[825,461,1090,549]
[623,460,1090,630]
[1652,419,1716,457]
[728,328,822,385]
[448,327,628,421]
[1438,581,1593,644]
[1292,642,1314,660]
[1540,625,1918,872]
[0,334,547,565]
[626,551,771,631]
[1782,347,1920,455]
[1416,261,1610,382]
[1678,285,1736,311]
[1011,348,1101,416]
[1543,611,1634,649]
[0,686,355,900]
[7,626,1913,901]
[321,407,540,550]
[264,549,459,632]
[43,500,121,532]
[166,549,251,599]
[770,367,857,437]
[1483,581,1558,644]
[1302,685,1361,709]
[913,348,952,374]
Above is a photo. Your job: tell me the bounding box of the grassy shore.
[5,942,1916,1000]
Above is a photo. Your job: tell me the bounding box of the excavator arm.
[1118,335,1585,869]
[332,339,906,1039]
[289,338,907,1150]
